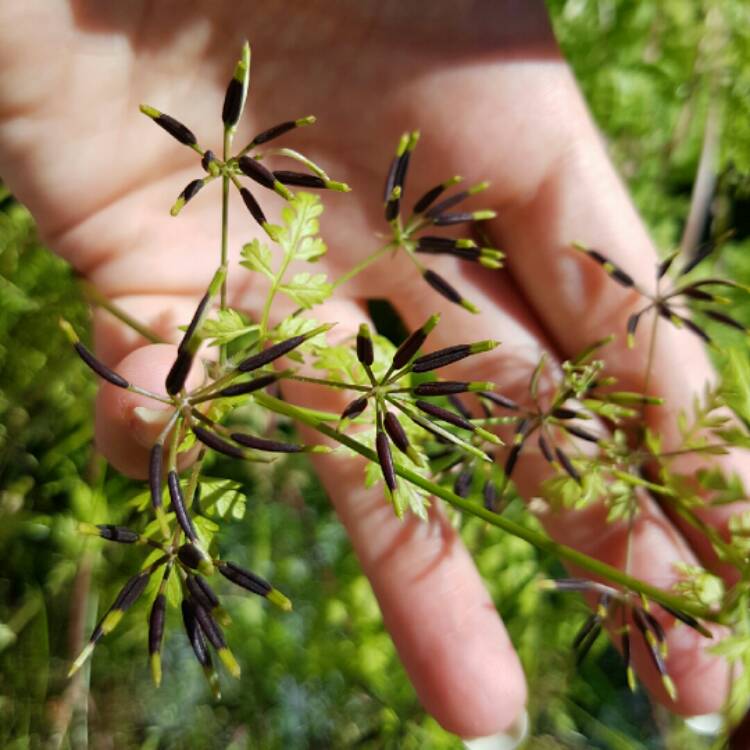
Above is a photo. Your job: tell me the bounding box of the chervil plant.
[59,41,750,742]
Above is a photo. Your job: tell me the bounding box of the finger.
[480,69,750,574]
[391,264,730,716]
[281,298,527,738]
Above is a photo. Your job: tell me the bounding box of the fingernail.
[463,709,529,750]
[684,712,723,736]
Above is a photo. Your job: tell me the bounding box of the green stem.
[256,391,721,622]
[78,279,165,344]
[332,242,395,290]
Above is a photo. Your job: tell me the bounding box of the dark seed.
[538,435,554,463]
[453,468,473,497]
[239,187,267,226]
[192,425,245,460]
[113,572,151,611]
[230,432,303,453]
[192,601,225,649]
[413,183,447,214]
[504,443,523,480]
[383,156,400,203]
[552,408,579,420]
[448,394,472,420]
[165,348,194,395]
[415,400,474,431]
[149,443,163,510]
[217,373,278,398]
[154,114,197,147]
[238,335,306,372]
[238,156,275,190]
[478,391,519,411]
[168,470,197,540]
[562,424,599,443]
[201,150,216,172]
[181,599,210,667]
[413,381,472,396]
[179,293,210,352]
[74,342,129,388]
[273,171,326,189]
[432,212,476,226]
[412,345,471,373]
[383,411,410,455]
[218,561,272,597]
[179,179,204,205]
[423,269,462,304]
[385,195,401,222]
[97,525,139,544]
[679,241,715,276]
[483,479,498,511]
[341,396,368,420]
[376,430,397,491]
[392,330,428,370]
[186,574,220,612]
[178,542,206,571]
[660,604,712,637]
[356,329,374,366]
[222,78,244,128]
[706,310,746,332]
[425,190,470,219]
[251,121,297,147]
[148,593,166,655]
[555,448,581,482]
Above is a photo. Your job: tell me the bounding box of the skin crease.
[0,0,746,738]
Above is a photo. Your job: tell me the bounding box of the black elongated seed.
[186,574,220,611]
[251,120,297,146]
[230,432,303,453]
[383,411,410,454]
[432,212,476,226]
[658,253,677,279]
[383,156,400,203]
[237,335,306,372]
[385,194,401,222]
[423,269,462,304]
[201,150,216,172]
[448,393,472,420]
[238,156,276,190]
[478,391,519,411]
[168,470,197,541]
[153,114,197,146]
[664,311,711,343]
[149,593,166,655]
[575,621,602,664]
[538,435,554,463]
[555,447,580,483]
[192,601,225,649]
[413,183,447,214]
[113,572,151,611]
[392,330,429,370]
[239,187,267,226]
[681,288,716,302]
[413,381,472,396]
[393,151,412,192]
[416,236,463,251]
[552,408,579,420]
[504,443,523,480]
[149,443,163,510]
[273,170,326,188]
[584,249,635,287]
[178,543,206,570]
[217,373,278,398]
[415,245,481,262]
[483,479,498,511]
[96,525,139,543]
[660,604,712,637]
[222,78,244,127]
[453,468,473,497]
[218,561,272,597]
[356,328,374,366]
[179,293,210,352]
[679,241,715,276]
[627,312,640,340]
[642,609,667,643]
[192,425,245,460]
[562,424,599,443]
[341,396,368,420]
[74,342,129,388]
[412,344,472,373]
[633,608,669,676]
[165,348,193,395]
[706,310,746,331]
[425,190,470,219]
[178,179,204,205]
[376,430,397,491]
[415,400,474,431]
[182,599,210,667]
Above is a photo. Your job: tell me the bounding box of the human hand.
[0,1,744,744]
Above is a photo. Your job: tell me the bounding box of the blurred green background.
[2,1,750,748]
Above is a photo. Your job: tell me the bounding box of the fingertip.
[94,343,202,478]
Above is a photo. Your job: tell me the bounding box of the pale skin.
[0,0,746,739]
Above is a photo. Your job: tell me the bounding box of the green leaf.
[279,272,332,308]
[201,309,259,347]
[199,478,246,520]
[240,239,275,279]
